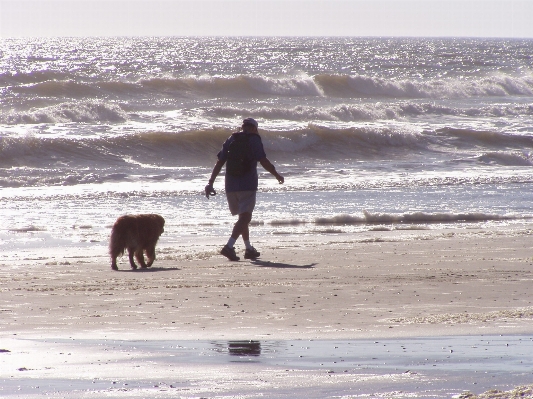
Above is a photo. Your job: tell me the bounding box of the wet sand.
[1,226,533,397]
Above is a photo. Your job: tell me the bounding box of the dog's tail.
[109,226,126,258]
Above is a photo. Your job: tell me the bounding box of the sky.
[1,0,532,38]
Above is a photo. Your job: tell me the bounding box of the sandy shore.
[2,226,533,340]
[1,225,533,397]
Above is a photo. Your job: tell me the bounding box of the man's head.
[242,118,258,133]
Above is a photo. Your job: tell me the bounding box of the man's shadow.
[250,260,316,269]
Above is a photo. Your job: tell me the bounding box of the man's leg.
[222,191,257,261]
[234,212,260,259]
[221,212,254,261]
[242,224,250,241]
[231,212,252,240]
[221,212,252,261]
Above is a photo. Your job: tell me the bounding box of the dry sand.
[1,225,533,397]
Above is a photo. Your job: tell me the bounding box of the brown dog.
[109,214,165,271]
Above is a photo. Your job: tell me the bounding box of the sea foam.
[5,73,533,102]
[1,101,128,124]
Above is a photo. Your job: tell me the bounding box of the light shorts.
[226,190,256,216]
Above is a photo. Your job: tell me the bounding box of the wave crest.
[207,102,533,123]
[316,73,533,99]
[140,74,323,97]
[314,211,517,225]
[1,125,532,171]
[7,72,533,101]
[1,102,128,124]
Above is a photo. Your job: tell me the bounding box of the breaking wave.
[207,102,533,122]
[270,211,521,225]
[5,72,533,101]
[0,101,128,124]
[314,73,533,98]
[3,100,533,127]
[0,124,428,171]
[3,124,533,171]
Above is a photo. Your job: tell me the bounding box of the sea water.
[1,37,533,256]
[2,336,533,398]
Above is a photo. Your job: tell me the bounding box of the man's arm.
[208,159,226,185]
[205,159,226,198]
[259,157,284,184]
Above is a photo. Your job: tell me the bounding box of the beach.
[1,225,533,398]
[2,36,533,398]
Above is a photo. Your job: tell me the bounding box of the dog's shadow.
[114,267,181,273]
[250,260,316,269]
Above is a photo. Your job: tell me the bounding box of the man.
[205,118,284,261]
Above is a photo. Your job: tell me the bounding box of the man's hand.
[205,184,216,198]
[259,157,285,184]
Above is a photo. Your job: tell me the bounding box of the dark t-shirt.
[217,132,267,192]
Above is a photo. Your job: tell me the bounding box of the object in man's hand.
[205,184,216,198]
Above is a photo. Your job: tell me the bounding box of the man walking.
[205,118,284,261]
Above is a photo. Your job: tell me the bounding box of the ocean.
[1,37,533,258]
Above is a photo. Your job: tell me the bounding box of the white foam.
[1,101,128,124]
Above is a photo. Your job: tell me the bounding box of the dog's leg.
[128,248,138,269]
[135,249,149,268]
[145,246,156,267]
[111,257,119,271]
